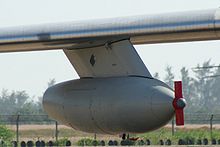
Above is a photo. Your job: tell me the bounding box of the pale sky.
[0,0,220,97]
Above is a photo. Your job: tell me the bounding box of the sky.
[0,0,220,97]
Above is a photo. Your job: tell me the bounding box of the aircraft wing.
[1,8,220,77]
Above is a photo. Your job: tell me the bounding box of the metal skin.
[0,9,220,52]
[43,77,174,134]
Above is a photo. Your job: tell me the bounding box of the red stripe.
[174,81,183,98]
[176,109,184,125]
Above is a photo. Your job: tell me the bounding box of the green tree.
[0,90,29,114]
[153,72,160,79]
[192,60,215,112]
[164,65,175,88]
[180,67,196,112]
[0,125,14,142]
[209,65,220,112]
[47,78,56,88]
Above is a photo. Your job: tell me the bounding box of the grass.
[132,127,220,145]
[8,125,220,145]
[18,128,91,138]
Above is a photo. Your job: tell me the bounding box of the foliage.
[75,127,220,145]
[47,78,56,88]
[164,65,175,88]
[0,125,14,141]
[153,72,160,79]
[180,67,196,112]
[77,138,94,146]
[164,60,220,113]
[77,138,105,146]
[0,79,56,115]
[55,138,70,146]
[0,90,45,115]
[133,127,220,145]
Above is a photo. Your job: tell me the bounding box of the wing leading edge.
[1,9,220,77]
[1,9,220,52]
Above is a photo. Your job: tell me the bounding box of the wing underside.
[64,40,152,78]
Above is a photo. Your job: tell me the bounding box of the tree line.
[161,60,220,113]
[0,79,55,115]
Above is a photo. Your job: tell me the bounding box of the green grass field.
[132,127,220,144]
[9,125,220,145]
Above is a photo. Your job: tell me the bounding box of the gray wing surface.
[1,8,220,77]
[64,40,152,78]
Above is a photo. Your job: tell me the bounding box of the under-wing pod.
[43,77,175,134]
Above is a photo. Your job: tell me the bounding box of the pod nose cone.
[151,86,175,126]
